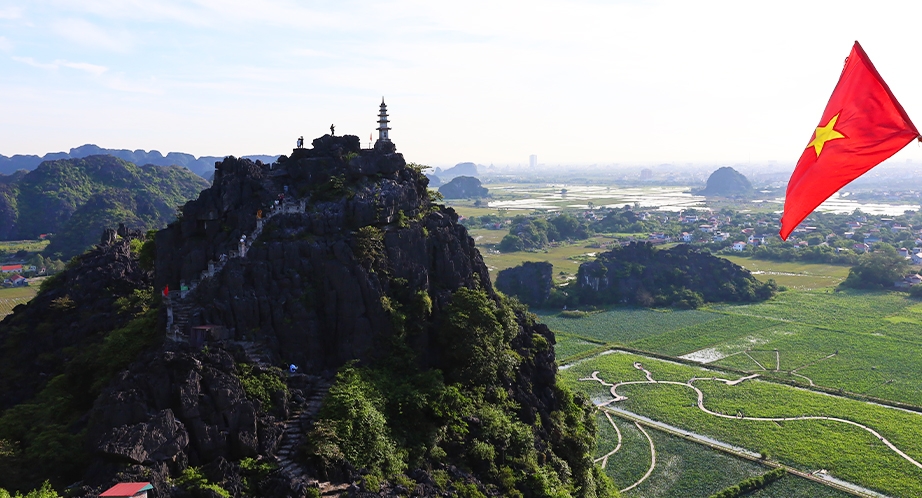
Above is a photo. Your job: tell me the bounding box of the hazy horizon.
[5,1,922,167]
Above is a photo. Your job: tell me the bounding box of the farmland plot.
[536,308,720,344]
[554,333,603,362]
[710,289,914,333]
[561,351,922,497]
[0,286,37,318]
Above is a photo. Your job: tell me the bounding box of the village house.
[899,248,911,258]
[912,252,922,265]
[747,234,767,245]
[732,241,747,251]
[854,243,871,253]
[895,274,922,289]
[681,232,693,242]
[0,264,22,273]
[4,275,27,287]
[699,224,714,233]
[100,482,153,498]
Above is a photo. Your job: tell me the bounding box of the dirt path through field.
[580,364,922,472]
[619,421,656,494]
[594,410,623,469]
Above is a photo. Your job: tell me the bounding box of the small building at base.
[100,482,153,498]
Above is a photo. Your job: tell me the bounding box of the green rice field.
[563,351,922,497]
[546,287,922,407]
[594,412,850,498]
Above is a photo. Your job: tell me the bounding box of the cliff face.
[154,136,490,372]
[495,262,554,307]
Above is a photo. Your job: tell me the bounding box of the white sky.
[3,0,922,168]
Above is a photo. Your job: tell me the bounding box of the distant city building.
[377,98,391,143]
[529,155,537,169]
[640,168,653,180]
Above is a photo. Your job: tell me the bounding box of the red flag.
[780,41,920,240]
[163,284,169,297]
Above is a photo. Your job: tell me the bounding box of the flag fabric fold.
[780,41,920,240]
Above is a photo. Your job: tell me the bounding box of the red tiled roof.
[100,482,153,497]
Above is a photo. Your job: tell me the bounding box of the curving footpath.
[580,363,922,472]
[592,406,656,494]
[619,421,656,494]
[594,410,623,469]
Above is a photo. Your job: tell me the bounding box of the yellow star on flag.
[808,114,845,157]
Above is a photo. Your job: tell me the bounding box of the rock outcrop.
[698,166,752,196]
[495,261,554,307]
[438,176,488,199]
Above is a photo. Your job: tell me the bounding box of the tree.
[841,243,910,289]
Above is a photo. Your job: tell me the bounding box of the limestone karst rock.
[0,134,609,497]
[698,166,753,196]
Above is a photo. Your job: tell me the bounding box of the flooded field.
[486,185,706,211]
[483,184,918,215]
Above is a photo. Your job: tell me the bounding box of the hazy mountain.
[698,166,753,196]
[434,161,479,180]
[0,144,278,178]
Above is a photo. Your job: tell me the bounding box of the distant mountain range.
[0,155,210,259]
[0,144,278,178]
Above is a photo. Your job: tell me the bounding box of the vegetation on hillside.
[0,155,208,259]
[563,242,776,309]
[307,285,618,497]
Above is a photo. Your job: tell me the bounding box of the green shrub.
[354,226,384,268]
[0,480,59,498]
[311,366,405,477]
[175,467,230,498]
[708,467,785,498]
[237,364,288,411]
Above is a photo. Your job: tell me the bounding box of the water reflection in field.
[488,185,706,211]
[486,184,919,215]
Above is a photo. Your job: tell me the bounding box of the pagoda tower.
[377,98,391,143]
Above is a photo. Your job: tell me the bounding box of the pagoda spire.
[377,97,391,143]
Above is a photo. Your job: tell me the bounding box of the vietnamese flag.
[780,41,920,240]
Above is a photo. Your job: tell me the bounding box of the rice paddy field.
[563,351,922,497]
[546,281,922,496]
[0,285,37,318]
[546,288,922,407]
[594,411,851,498]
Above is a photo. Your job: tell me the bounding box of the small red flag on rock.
[780,41,920,240]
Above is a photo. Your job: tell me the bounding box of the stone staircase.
[274,377,337,496]
[170,300,194,338]
[165,191,310,338]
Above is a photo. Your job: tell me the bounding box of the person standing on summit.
[330,124,335,136]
